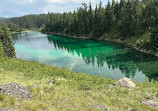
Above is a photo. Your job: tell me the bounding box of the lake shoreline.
[12,31,158,83]
[43,31,158,57]
[10,29,31,34]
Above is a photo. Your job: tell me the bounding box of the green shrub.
[0,93,5,101]
[0,41,5,57]
[8,96,16,106]
[78,81,92,90]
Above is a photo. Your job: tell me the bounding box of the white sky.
[0,0,111,17]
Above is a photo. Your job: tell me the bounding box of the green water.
[12,31,158,82]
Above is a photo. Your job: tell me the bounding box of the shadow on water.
[47,34,158,81]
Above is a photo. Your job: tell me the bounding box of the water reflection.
[12,31,158,82]
[47,34,158,81]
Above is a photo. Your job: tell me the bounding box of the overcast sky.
[0,0,111,18]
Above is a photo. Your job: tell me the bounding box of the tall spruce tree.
[0,25,15,58]
[104,1,112,33]
[150,15,158,49]
[93,5,100,37]
[98,1,105,35]
[150,25,158,49]
[88,3,93,35]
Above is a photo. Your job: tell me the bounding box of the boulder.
[0,83,31,99]
[114,77,136,89]
[141,99,158,107]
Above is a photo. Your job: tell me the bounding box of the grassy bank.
[0,57,158,111]
[103,31,158,57]
[10,29,31,34]
[102,31,150,45]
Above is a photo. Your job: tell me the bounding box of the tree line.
[43,0,158,49]
[1,0,158,50]
[1,14,49,31]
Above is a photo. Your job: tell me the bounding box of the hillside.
[0,17,5,21]
[0,36,158,111]
[0,17,5,19]
[0,56,158,111]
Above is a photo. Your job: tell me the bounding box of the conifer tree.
[150,15,158,48]
[88,3,93,35]
[150,25,158,48]
[104,1,112,33]
[93,5,100,37]
[0,25,15,58]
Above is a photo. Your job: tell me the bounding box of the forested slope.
[1,14,49,32]
[1,0,158,53]
[43,0,158,51]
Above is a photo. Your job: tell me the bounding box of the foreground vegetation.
[0,56,158,111]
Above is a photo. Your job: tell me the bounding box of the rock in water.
[0,83,31,99]
[114,77,136,89]
[141,99,158,107]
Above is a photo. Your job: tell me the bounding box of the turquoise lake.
[12,31,158,82]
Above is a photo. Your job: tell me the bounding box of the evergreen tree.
[120,0,132,36]
[93,5,100,37]
[150,25,158,48]
[113,0,119,30]
[104,1,112,33]
[98,1,105,35]
[150,15,158,48]
[0,25,15,58]
[87,3,93,35]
